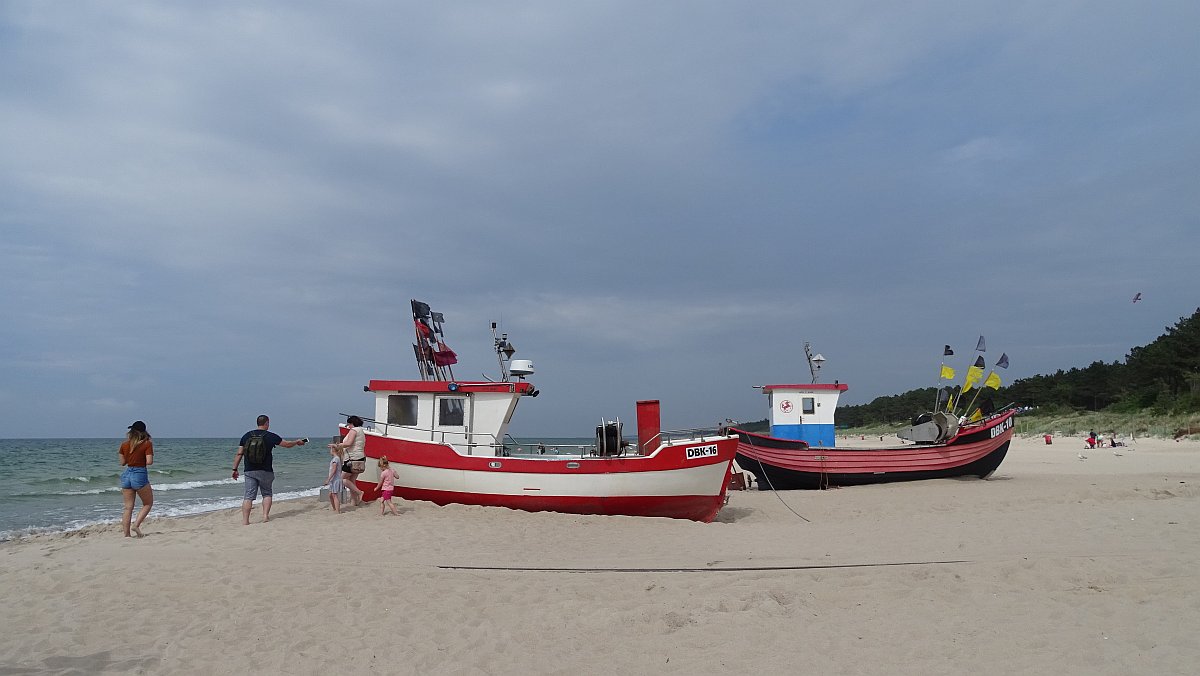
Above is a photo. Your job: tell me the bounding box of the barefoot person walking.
[119,420,154,538]
[231,414,308,525]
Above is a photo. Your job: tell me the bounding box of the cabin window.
[438,397,465,426]
[802,397,816,415]
[387,395,418,426]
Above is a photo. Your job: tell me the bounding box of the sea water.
[0,436,592,541]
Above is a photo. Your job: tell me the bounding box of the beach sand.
[3,434,1200,675]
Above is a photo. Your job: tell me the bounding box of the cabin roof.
[367,380,533,394]
[761,383,849,392]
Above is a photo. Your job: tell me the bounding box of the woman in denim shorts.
[119,420,155,537]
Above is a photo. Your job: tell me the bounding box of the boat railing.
[343,416,730,459]
[346,415,510,456]
[638,426,730,454]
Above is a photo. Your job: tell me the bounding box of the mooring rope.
[438,561,970,573]
[744,432,811,522]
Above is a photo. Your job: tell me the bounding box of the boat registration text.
[685,444,719,460]
[989,416,1014,438]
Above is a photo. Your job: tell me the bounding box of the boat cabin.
[366,380,533,455]
[760,383,848,447]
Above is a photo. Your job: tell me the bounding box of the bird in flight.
[1132,292,1142,303]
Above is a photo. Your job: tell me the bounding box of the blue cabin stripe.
[771,423,836,447]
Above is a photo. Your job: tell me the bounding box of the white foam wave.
[154,478,240,491]
[153,487,321,518]
[57,477,239,496]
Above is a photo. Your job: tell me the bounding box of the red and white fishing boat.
[729,351,1015,489]
[337,300,737,522]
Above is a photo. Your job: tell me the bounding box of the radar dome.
[509,359,535,376]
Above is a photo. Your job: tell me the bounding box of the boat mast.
[411,299,456,381]
[804,342,825,384]
[491,322,516,382]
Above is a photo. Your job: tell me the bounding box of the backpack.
[244,432,269,465]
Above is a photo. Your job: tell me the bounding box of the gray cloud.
[2,1,1198,437]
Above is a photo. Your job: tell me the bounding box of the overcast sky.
[2,1,1197,439]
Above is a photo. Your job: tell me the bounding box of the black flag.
[944,345,954,356]
[996,353,1009,369]
[974,355,985,368]
[976,335,986,352]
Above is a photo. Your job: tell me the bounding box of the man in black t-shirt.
[231,414,307,525]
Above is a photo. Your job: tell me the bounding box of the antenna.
[492,322,515,381]
[804,342,825,384]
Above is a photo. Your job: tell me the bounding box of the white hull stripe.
[388,461,729,498]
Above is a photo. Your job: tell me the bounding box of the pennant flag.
[996,353,1009,369]
[969,408,983,422]
[944,345,954,356]
[985,372,1002,389]
[946,394,955,412]
[963,356,985,392]
[940,365,956,381]
[976,335,986,352]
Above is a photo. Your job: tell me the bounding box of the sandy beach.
[3,434,1200,675]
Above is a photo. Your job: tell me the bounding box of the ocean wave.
[153,478,240,491]
[45,475,109,485]
[36,468,193,486]
[17,477,243,498]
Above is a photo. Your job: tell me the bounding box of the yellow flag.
[945,394,955,412]
[969,408,983,422]
[985,372,1002,390]
[963,365,983,391]
[940,365,955,380]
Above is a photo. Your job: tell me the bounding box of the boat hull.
[352,434,737,522]
[732,410,1015,490]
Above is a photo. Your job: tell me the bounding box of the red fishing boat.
[729,372,1015,489]
[337,300,737,521]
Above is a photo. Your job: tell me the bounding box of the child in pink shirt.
[376,456,399,516]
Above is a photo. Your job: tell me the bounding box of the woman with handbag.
[329,415,366,506]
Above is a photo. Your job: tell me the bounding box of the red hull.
[349,433,737,522]
[733,410,1016,489]
[384,487,729,522]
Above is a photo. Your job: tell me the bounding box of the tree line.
[836,308,1200,427]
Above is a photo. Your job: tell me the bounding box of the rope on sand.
[745,433,811,522]
[438,561,971,573]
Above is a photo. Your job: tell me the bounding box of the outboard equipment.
[596,420,624,456]
[897,411,959,444]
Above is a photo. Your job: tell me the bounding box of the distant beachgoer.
[1086,431,1096,449]
[324,445,346,513]
[329,415,366,506]
[537,442,546,455]
[231,414,308,525]
[119,420,154,538]
[376,456,399,516]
